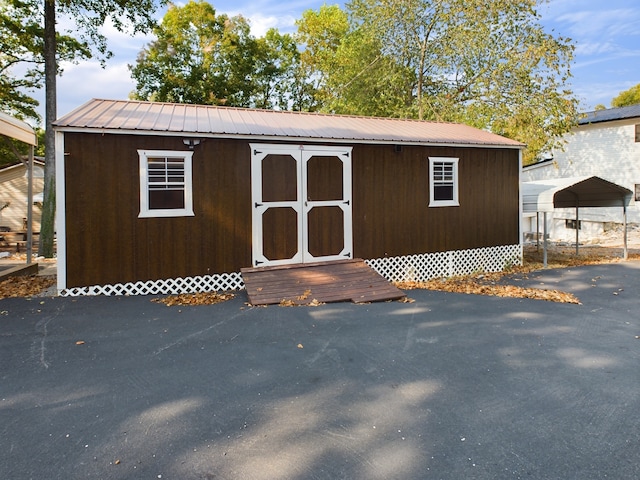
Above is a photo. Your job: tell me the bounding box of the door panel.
[262,154,298,202]
[262,207,299,261]
[251,144,352,267]
[306,155,344,201]
[307,206,344,257]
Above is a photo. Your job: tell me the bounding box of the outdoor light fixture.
[182,138,201,149]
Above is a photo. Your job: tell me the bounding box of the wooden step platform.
[241,259,405,306]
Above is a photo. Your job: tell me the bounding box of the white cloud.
[246,13,298,37]
[555,9,639,38]
[56,61,136,116]
[574,41,618,56]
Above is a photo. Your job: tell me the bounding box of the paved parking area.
[1,261,639,479]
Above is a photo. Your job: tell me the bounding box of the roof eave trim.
[52,126,524,149]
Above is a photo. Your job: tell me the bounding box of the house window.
[138,150,194,218]
[565,219,581,230]
[635,184,640,202]
[429,157,459,207]
[635,124,640,143]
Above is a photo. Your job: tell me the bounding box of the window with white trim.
[138,150,194,218]
[429,157,459,207]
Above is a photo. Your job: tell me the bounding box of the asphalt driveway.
[1,261,639,479]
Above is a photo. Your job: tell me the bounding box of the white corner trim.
[55,131,67,292]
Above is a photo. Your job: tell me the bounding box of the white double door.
[250,143,353,267]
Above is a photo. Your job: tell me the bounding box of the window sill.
[139,209,195,218]
[428,201,460,208]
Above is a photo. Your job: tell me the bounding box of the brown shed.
[53,99,524,295]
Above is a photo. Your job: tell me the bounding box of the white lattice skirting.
[59,272,245,297]
[365,244,523,283]
[59,244,522,297]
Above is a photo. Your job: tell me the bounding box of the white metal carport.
[0,111,38,263]
[522,176,633,266]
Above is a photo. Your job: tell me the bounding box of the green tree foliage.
[130,1,307,110]
[296,5,414,117]
[611,83,640,108]
[299,0,578,164]
[0,0,89,121]
[252,29,303,110]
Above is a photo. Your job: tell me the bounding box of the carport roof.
[53,98,524,148]
[0,111,37,146]
[522,176,633,213]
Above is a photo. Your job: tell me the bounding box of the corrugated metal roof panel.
[578,104,640,125]
[54,98,524,148]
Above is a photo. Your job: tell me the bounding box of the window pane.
[434,185,454,201]
[149,189,185,210]
[433,162,453,182]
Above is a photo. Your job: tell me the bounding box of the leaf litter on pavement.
[395,245,640,304]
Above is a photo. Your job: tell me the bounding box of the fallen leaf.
[297,343,304,349]
[75,340,85,345]
[151,292,234,306]
[398,297,415,303]
[297,289,312,301]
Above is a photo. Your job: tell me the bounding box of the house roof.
[0,111,37,146]
[578,104,640,125]
[522,176,632,213]
[53,99,524,149]
[0,159,45,173]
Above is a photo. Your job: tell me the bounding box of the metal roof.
[578,104,640,125]
[53,99,524,148]
[0,111,37,146]
[522,176,632,213]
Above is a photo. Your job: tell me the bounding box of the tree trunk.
[39,0,57,258]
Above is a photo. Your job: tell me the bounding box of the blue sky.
[36,0,640,121]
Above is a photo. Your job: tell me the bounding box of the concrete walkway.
[1,261,639,479]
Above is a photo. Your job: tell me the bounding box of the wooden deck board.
[241,259,405,305]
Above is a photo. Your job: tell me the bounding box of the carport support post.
[543,211,548,268]
[26,144,34,264]
[623,204,628,260]
[575,205,579,256]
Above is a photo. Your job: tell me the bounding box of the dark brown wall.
[62,132,519,287]
[63,133,252,287]
[351,144,520,259]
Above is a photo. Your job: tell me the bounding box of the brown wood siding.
[351,144,520,259]
[63,133,252,287]
[63,133,519,288]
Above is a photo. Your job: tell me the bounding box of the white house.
[522,104,640,242]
